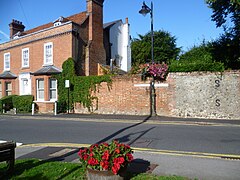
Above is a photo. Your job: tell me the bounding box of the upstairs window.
[22,48,29,68]
[4,52,10,71]
[44,42,53,65]
[54,22,61,27]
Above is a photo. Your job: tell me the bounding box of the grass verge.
[0,159,191,180]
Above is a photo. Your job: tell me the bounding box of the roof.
[22,12,87,36]
[32,65,62,76]
[103,20,122,29]
[0,71,17,79]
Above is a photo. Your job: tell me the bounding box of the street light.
[139,1,156,116]
[139,1,154,64]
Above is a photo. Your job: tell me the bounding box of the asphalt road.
[1,115,240,156]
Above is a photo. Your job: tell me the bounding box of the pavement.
[2,113,240,179]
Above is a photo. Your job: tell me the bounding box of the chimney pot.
[125,17,129,24]
[9,19,25,39]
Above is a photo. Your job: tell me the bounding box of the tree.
[178,42,213,63]
[131,30,180,65]
[206,0,240,69]
[206,0,240,35]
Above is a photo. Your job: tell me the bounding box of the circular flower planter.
[87,168,124,180]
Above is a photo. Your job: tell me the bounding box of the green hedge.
[0,95,18,113]
[169,61,224,72]
[12,95,34,113]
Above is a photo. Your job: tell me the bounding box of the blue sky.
[0,0,223,52]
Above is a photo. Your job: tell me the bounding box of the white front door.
[19,73,31,95]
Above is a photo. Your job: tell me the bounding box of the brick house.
[0,0,106,113]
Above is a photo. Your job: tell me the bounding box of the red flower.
[88,157,99,166]
[100,161,109,170]
[126,153,133,162]
[112,163,120,174]
[82,154,88,160]
[102,150,110,161]
[113,157,125,165]
[115,148,120,154]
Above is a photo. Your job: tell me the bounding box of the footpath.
[6,114,240,179]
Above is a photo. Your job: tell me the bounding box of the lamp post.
[139,1,156,116]
[139,1,154,64]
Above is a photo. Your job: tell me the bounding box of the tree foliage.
[54,58,112,113]
[206,0,240,35]
[131,30,180,65]
[206,0,240,69]
[169,42,224,72]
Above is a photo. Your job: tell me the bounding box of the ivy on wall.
[54,58,112,112]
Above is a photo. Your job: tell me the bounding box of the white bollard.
[54,101,57,116]
[32,103,35,115]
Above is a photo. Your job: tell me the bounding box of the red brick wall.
[74,75,175,115]
[74,71,240,119]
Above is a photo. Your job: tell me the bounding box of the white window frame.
[49,79,57,101]
[22,48,29,68]
[54,22,62,27]
[36,79,44,101]
[44,42,53,66]
[5,82,12,96]
[4,52,10,71]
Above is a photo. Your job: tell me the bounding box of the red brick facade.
[0,0,106,113]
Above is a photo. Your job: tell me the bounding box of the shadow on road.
[96,115,154,145]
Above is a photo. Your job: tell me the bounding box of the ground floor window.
[5,82,12,96]
[37,79,44,100]
[49,79,57,101]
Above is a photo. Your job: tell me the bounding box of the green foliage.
[209,33,240,69]
[73,75,112,111]
[54,58,112,113]
[178,43,213,63]
[0,95,18,112]
[206,0,240,69]
[54,57,76,112]
[131,30,180,65]
[168,42,225,72]
[206,0,240,34]
[0,159,86,179]
[12,95,34,113]
[169,61,224,72]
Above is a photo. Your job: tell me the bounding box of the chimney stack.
[9,19,25,39]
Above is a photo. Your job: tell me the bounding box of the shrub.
[12,95,34,113]
[169,61,224,72]
[0,95,18,113]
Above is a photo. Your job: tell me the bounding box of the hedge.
[12,95,34,113]
[169,61,225,72]
[0,95,18,113]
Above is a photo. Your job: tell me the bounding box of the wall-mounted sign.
[65,80,70,88]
